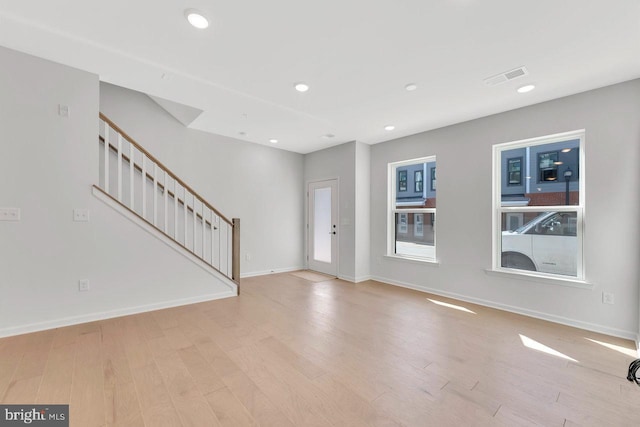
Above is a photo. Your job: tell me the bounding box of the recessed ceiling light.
[384,125,395,131]
[294,82,309,92]
[185,9,209,29]
[322,133,335,139]
[405,83,418,91]
[517,84,535,93]
[561,148,571,153]
[238,132,246,136]
[269,139,278,144]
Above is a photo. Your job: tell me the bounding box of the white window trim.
[492,129,586,281]
[484,268,592,289]
[388,156,437,262]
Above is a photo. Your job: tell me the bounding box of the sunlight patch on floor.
[519,334,578,362]
[427,298,476,314]
[585,338,638,358]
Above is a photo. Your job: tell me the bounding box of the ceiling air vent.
[483,66,529,87]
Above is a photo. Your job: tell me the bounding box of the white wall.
[0,47,237,337]
[99,83,305,277]
[370,80,640,339]
[355,142,371,281]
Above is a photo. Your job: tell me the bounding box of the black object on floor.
[627,359,640,386]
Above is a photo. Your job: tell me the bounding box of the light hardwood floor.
[1,273,639,426]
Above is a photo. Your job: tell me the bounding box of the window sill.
[384,254,440,266]
[484,268,593,289]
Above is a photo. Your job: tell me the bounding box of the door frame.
[306,178,339,276]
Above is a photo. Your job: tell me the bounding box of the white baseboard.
[0,291,235,339]
[339,275,372,283]
[371,275,638,342]
[241,266,304,278]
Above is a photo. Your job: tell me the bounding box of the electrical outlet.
[78,280,90,292]
[0,208,20,221]
[602,292,614,305]
[245,252,252,261]
[73,209,90,222]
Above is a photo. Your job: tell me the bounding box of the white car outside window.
[501,212,577,276]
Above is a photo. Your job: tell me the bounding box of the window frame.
[388,156,437,262]
[492,130,585,281]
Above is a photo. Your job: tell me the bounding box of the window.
[493,131,584,280]
[415,170,423,192]
[398,213,408,234]
[414,213,424,237]
[538,151,559,182]
[430,167,436,191]
[398,170,407,192]
[507,157,522,185]
[505,212,524,231]
[388,157,436,261]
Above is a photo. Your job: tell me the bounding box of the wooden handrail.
[99,137,216,229]
[100,113,233,226]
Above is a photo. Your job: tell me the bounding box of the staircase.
[95,113,240,291]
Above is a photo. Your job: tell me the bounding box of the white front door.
[308,179,338,276]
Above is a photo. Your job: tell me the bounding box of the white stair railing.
[97,113,240,286]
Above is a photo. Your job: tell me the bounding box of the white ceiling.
[1,1,639,154]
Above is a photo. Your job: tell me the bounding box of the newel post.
[232,218,241,292]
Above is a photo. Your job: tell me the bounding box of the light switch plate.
[73,209,90,222]
[78,280,90,292]
[58,104,70,117]
[0,208,21,221]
